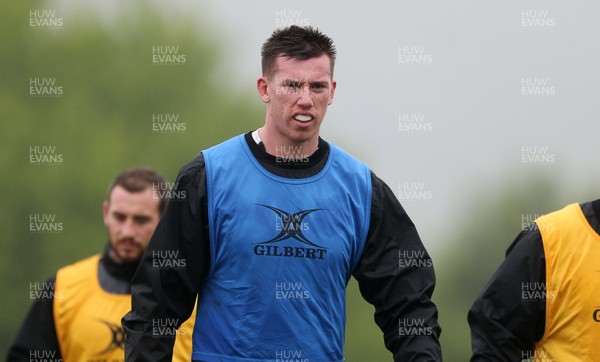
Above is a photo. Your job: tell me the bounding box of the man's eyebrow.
[281,78,303,86]
[309,80,329,87]
[133,215,151,221]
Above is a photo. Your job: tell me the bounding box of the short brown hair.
[261,25,337,78]
[106,167,168,214]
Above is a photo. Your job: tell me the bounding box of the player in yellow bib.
[469,200,600,361]
[7,168,195,362]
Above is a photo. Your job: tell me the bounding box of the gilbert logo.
[95,320,125,355]
[253,204,327,260]
[593,308,600,322]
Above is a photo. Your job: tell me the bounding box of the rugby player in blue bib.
[123,25,442,362]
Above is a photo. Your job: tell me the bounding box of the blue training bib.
[193,135,371,362]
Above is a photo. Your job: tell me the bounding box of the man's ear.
[257,76,270,103]
[102,200,109,226]
[328,79,337,105]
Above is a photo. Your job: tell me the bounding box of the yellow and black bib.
[54,254,195,361]
[534,203,600,360]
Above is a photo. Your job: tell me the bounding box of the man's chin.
[115,250,142,264]
[289,128,317,143]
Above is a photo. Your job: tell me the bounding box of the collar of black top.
[244,131,329,170]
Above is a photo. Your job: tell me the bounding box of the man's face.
[258,54,336,146]
[103,186,160,264]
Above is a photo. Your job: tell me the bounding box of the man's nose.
[121,219,136,238]
[297,86,313,107]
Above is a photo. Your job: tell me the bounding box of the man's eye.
[283,80,301,88]
[134,217,150,225]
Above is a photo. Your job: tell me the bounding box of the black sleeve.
[6,276,62,362]
[122,154,210,362]
[468,228,546,362]
[352,172,442,362]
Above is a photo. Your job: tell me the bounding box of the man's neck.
[257,127,318,158]
[99,244,139,293]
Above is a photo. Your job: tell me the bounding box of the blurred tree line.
[0,1,577,361]
[0,0,261,356]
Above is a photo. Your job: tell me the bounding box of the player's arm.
[6,276,62,362]
[468,229,546,361]
[122,154,210,362]
[352,172,442,361]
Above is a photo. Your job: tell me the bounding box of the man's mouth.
[118,239,138,249]
[294,114,313,123]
